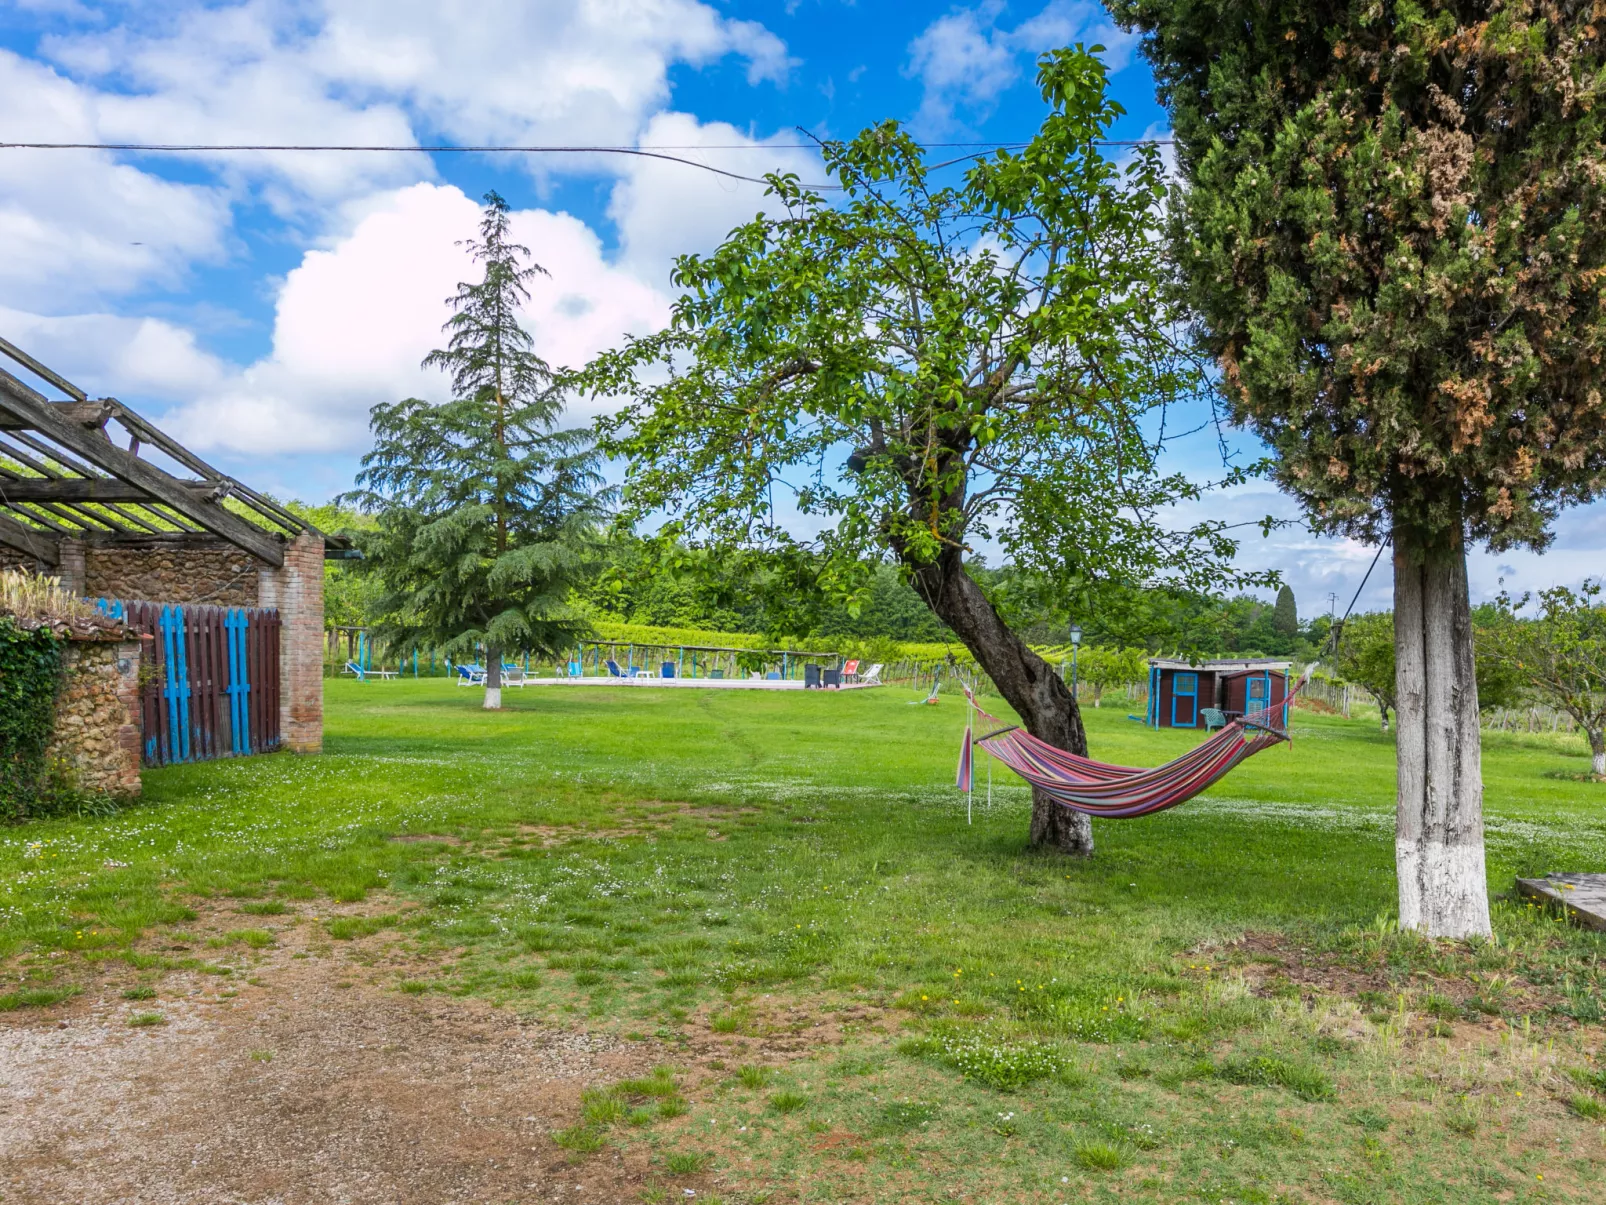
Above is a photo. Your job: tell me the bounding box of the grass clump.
[126,1012,166,1027]
[1214,1054,1335,1102]
[238,900,287,916]
[553,1125,605,1155]
[122,986,156,1000]
[1568,1094,1606,1121]
[581,1087,629,1126]
[617,1067,680,1098]
[664,1151,709,1174]
[0,986,76,1011]
[901,1025,1067,1091]
[1074,1141,1128,1171]
[323,914,397,941]
[225,928,276,949]
[769,1090,809,1114]
[736,1064,774,1089]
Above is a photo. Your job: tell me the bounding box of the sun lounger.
[455,663,486,685]
[859,663,883,685]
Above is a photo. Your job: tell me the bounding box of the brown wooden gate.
[96,599,281,766]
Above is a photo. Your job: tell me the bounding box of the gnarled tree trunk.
[905,546,1093,856]
[1392,525,1490,938]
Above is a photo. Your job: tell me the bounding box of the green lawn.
[4,681,1605,1201]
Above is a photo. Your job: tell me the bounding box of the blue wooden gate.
[97,599,281,766]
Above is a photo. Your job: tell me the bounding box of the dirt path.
[0,904,675,1205]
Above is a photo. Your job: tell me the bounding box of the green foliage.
[1336,609,1523,728]
[578,49,1264,652]
[343,192,607,685]
[1115,0,1606,552]
[0,617,63,822]
[1334,613,1398,729]
[1480,581,1606,772]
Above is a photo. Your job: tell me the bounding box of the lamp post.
[1069,624,1082,701]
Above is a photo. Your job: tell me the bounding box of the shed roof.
[1147,658,1292,672]
[0,336,343,569]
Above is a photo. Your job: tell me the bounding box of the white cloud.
[906,1,1138,133]
[0,305,230,399]
[607,112,823,289]
[156,183,671,455]
[0,49,230,304]
[33,0,792,210]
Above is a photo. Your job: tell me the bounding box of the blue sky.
[1,1,1599,619]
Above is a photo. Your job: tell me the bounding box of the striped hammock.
[956,681,1302,819]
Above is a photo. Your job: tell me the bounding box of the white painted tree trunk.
[484,646,503,711]
[1590,731,1605,778]
[1393,529,1491,938]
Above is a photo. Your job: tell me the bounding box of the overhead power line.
[0,137,1176,189]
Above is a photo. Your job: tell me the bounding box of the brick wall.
[45,636,143,797]
[256,530,325,754]
[82,541,261,606]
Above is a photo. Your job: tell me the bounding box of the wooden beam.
[0,512,59,564]
[0,369,284,567]
[0,400,114,431]
[0,477,219,503]
[0,335,87,401]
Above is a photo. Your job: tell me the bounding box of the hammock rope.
[956,673,1310,820]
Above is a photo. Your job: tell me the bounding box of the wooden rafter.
[0,338,342,567]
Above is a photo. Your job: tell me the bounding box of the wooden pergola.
[0,335,342,567]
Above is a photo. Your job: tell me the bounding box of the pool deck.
[500,677,879,691]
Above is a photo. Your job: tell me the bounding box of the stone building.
[0,336,341,754]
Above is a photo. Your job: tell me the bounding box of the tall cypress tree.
[1272,585,1298,639]
[1113,1,1606,935]
[346,192,605,709]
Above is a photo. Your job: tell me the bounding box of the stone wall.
[78,541,261,607]
[45,635,144,797]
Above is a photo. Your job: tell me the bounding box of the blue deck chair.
[455,663,486,686]
[661,661,676,678]
[606,659,624,677]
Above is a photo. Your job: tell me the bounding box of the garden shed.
[1146,658,1291,729]
[0,335,344,759]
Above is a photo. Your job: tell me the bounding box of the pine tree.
[1113,0,1606,935]
[1272,586,1298,639]
[345,192,606,709]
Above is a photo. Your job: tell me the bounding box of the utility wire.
[0,137,1177,189]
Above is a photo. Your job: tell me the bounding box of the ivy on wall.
[0,617,63,821]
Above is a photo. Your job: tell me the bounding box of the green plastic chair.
[1202,707,1228,732]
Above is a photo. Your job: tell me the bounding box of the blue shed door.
[1172,672,1198,728]
[1247,673,1269,715]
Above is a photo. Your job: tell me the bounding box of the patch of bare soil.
[0,897,683,1205]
